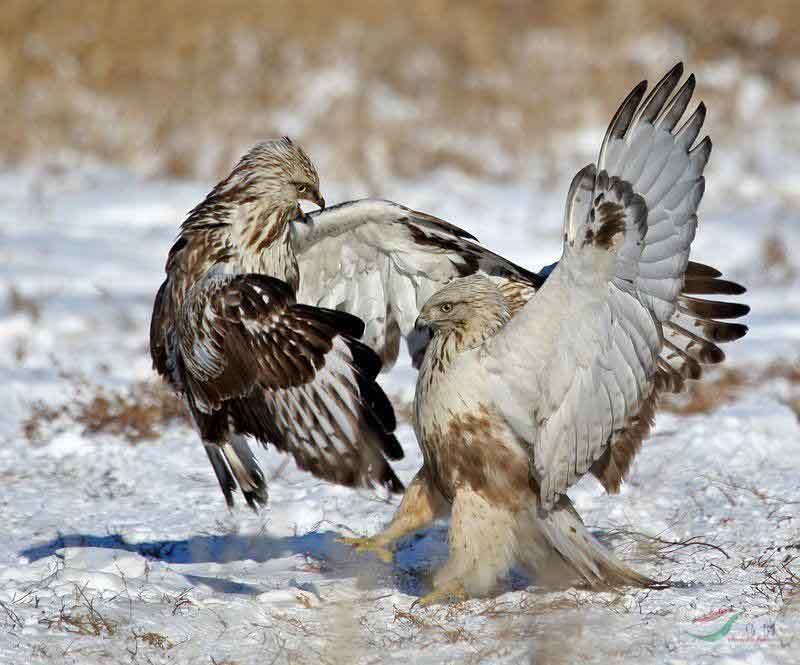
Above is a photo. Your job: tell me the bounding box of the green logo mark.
[687,611,742,642]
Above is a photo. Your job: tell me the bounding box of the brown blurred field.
[2,0,799,181]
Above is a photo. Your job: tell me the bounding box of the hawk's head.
[416,276,510,344]
[224,137,324,212]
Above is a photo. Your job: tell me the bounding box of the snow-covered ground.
[1,131,799,664]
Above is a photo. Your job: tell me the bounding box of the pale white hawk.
[337,64,750,604]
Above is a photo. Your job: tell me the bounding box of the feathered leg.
[417,488,518,605]
[340,466,447,562]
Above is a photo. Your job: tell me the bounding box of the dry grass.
[761,232,796,283]
[661,368,749,415]
[135,631,173,650]
[75,380,188,441]
[392,605,475,645]
[22,376,189,444]
[657,357,800,418]
[3,1,800,180]
[6,285,42,321]
[659,360,800,415]
[39,585,117,637]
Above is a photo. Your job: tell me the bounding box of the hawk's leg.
[412,580,467,608]
[429,488,518,600]
[339,467,447,562]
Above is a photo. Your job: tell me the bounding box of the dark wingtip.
[687,261,722,278]
[348,338,383,380]
[346,338,402,459]
[243,487,269,513]
[300,305,367,340]
[383,466,405,494]
[680,297,750,320]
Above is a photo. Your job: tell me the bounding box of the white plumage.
[342,64,750,604]
[293,199,543,366]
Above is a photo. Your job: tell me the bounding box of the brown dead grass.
[2,1,800,180]
[136,631,173,650]
[762,232,796,282]
[392,605,476,645]
[661,368,749,415]
[39,609,116,637]
[661,361,800,415]
[22,378,189,444]
[39,585,117,637]
[6,285,41,321]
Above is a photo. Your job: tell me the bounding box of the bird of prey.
[150,138,540,509]
[340,64,749,605]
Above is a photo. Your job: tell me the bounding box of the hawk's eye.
[440,303,453,313]
[296,184,308,194]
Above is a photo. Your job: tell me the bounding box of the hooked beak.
[305,188,325,211]
[409,316,433,369]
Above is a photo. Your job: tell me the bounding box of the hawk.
[340,64,750,604]
[150,138,539,508]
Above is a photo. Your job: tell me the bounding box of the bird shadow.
[19,527,452,598]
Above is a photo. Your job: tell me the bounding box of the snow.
[0,127,799,664]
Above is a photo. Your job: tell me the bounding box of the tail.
[526,497,655,589]
[204,434,268,511]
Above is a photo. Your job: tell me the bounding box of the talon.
[412,581,467,608]
[337,535,394,563]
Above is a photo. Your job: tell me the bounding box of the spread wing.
[483,64,748,509]
[176,272,403,493]
[293,200,543,368]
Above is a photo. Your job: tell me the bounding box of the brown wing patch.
[590,386,658,494]
[406,223,480,277]
[498,280,537,317]
[586,200,627,249]
[592,261,749,493]
[149,279,171,380]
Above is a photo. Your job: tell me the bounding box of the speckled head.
[222,137,324,211]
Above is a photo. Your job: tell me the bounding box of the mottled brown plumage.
[150,138,402,509]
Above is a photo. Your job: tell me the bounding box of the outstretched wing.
[483,64,748,509]
[176,272,403,493]
[293,200,543,367]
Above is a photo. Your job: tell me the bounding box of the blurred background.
[3,0,800,186]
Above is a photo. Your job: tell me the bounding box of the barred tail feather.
[204,437,268,511]
[534,498,654,589]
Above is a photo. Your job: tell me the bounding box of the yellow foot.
[337,535,394,564]
[412,581,468,608]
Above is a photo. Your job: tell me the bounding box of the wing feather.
[177,272,403,493]
[482,64,748,508]
[292,200,543,368]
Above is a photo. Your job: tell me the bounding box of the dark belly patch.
[425,407,530,509]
